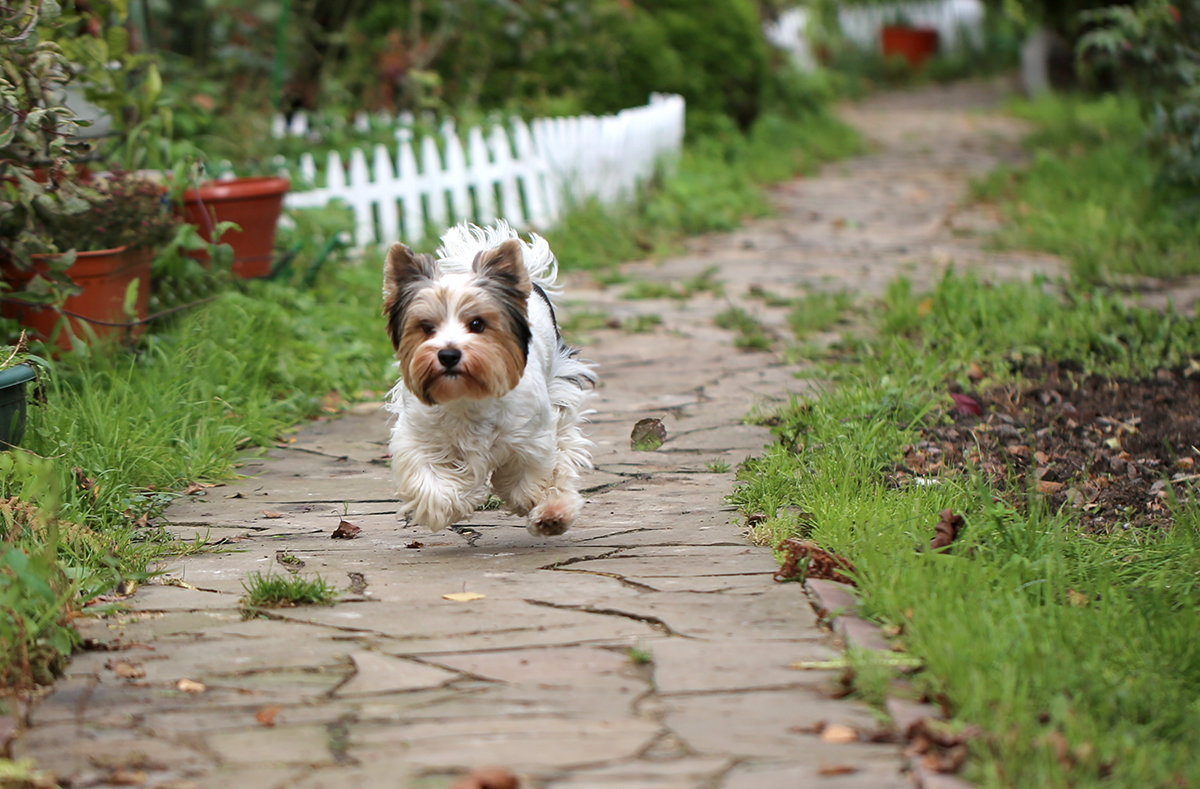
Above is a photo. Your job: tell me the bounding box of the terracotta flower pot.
[180,176,291,278]
[1,246,152,350]
[880,25,939,70]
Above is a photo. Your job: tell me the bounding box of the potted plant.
[0,334,42,448]
[879,14,940,70]
[178,175,291,279]
[1,170,180,350]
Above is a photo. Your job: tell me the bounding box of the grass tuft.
[241,571,337,608]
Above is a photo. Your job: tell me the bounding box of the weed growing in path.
[714,307,772,350]
[241,571,337,608]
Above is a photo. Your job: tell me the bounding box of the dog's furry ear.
[383,243,438,349]
[472,239,531,299]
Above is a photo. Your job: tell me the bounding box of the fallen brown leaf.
[774,538,855,585]
[320,390,343,414]
[922,743,969,773]
[820,723,859,744]
[950,392,982,416]
[630,417,667,451]
[262,510,284,519]
[442,592,486,602]
[255,705,282,727]
[818,764,859,776]
[107,660,145,679]
[405,540,424,549]
[448,767,520,789]
[331,520,362,539]
[930,509,964,552]
[176,678,206,694]
[107,769,148,786]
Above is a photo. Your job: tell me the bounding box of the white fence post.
[273,95,686,247]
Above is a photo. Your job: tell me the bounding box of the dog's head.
[383,240,531,406]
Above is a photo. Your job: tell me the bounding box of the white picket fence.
[272,95,686,248]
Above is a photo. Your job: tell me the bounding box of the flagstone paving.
[15,79,1062,788]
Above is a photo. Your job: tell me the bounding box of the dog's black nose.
[437,348,462,369]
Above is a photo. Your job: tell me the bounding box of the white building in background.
[765,0,987,67]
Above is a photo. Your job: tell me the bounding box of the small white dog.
[382,222,595,536]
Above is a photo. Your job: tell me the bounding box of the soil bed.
[896,363,1200,533]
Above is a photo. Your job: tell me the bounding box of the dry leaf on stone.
[176,678,206,694]
[262,510,284,519]
[442,591,486,602]
[630,417,667,451]
[774,538,855,585]
[818,765,859,776]
[448,767,520,789]
[107,769,148,786]
[320,390,342,414]
[331,520,362,539]
[255,705,282,727]
[820,723,859,744]
[929,509,964,552]
[106,660,145,679]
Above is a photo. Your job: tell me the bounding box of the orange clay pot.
[1,245,152,350]
[179,176,290,278]
[880,25,940,70]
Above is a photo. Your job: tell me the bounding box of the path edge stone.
[804,578,974,789]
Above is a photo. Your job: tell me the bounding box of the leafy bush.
[972,94,1200,280]
[1078,0,1200,193]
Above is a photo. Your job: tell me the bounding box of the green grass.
[787,290,854,339]
[731,272,1200,787]
[973,94,1200,282]
[2,258,394,690]
[241,570,337,608]
[621,314,662,333]
[714,306,772,350]
[623,267,723,301]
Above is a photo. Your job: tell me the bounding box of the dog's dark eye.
[467,318,486,334]
[419,322,436,336]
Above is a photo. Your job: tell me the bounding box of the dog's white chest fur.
[382,222,594,537]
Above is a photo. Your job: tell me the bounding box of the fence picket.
[272,96,685,247]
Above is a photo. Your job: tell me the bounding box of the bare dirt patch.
[896,363,1200,533]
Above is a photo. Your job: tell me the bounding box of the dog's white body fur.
[384,222,594,536]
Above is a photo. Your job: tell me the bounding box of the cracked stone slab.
[335,650,462,695]
[427,645,639,687]
[649,639,835,695]
[350,716,662,771]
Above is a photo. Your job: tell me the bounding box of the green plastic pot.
[0,362,35,448]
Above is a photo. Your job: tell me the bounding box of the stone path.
[16,80,1061,788]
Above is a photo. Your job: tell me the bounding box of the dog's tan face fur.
[383,240,531,406]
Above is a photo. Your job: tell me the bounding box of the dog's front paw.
[401,497,473,532]
[527,491,581,537]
